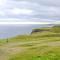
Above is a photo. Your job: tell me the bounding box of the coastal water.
[0,24,53,38]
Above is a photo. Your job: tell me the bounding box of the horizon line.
[0,22,60,24]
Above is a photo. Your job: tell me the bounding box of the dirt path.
[0,45,27,60]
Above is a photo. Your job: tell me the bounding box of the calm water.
[0,24,53,38]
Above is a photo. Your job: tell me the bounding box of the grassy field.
[0,25,60,60]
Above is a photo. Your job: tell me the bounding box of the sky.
[0,0,60,23]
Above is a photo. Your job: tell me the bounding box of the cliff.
[31,25,60,34]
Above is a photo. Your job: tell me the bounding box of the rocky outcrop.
[31,29,50,34]
[31,25,60,34]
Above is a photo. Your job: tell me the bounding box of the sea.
[0,24,54,38]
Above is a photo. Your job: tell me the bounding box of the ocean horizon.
[0,24,53,39]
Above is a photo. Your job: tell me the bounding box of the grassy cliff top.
[31,25,60,34]
[0,25,60,60]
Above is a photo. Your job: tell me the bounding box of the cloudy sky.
[0,0,60,23]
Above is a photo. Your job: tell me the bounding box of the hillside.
[0,25,60,60]
[31,25,60,34]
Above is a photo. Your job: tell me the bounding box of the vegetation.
[0,25,60,60]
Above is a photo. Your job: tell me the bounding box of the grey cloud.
[17,0,60,7]
[0,0,60,22]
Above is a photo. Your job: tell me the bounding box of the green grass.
[9,46,60,60]
[0,25,60,60]
[0,39,7,46]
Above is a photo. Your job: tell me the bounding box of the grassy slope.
[0,26,60,60]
